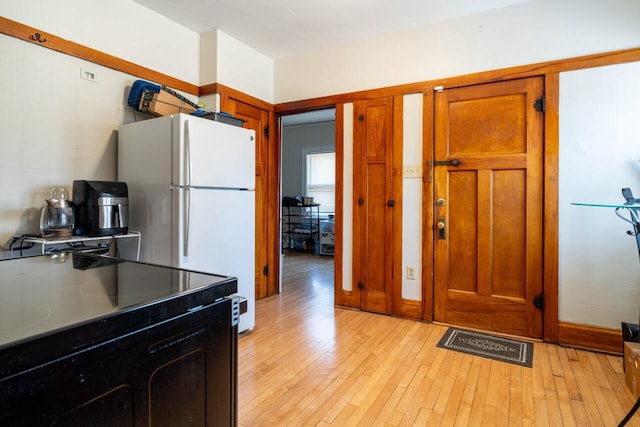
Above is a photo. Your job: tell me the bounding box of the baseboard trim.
[400,299,422,319]
[558,321,623,354]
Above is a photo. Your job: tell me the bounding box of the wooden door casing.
[353,97,395,314]
[220,94,276,299]
[433,77,545,338]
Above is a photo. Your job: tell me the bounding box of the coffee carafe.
[40,187,75,237]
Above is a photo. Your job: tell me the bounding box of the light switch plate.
[407,266,416,280]
[403,164,422,178]
[80,68,98,82]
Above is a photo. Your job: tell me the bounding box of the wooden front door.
[433,77,545,338]
[353,97,396,314]
[220,95,276,299]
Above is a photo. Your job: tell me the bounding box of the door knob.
[437,218,446,239]
[437,198,446,206]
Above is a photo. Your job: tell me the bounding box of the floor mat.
[436,327,534,368]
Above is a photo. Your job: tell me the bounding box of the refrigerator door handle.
[183,188,191,257]
[184,119,192,186]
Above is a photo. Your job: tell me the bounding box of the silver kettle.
[40,187,75,237]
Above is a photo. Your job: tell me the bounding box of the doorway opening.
[280,108,337,294]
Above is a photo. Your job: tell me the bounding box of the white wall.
[0,34,152,251]
[401,94,423,301]
[274,0,640,103]
[342,104,354,291]
[199,29,274,107]
[0,2,202,252]
[1,0,200,85]
[559,62,640,329]
[215,31,274,103]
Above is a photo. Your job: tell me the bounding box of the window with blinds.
[305,151,335,213]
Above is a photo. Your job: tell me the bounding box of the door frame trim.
[542,73,560,343]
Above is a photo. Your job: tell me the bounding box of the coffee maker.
[73,180,129,236]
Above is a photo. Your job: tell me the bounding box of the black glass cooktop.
[0,253,236,351]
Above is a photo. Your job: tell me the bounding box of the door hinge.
[264,126,269,138]
[534,97,546,113]
[533,294,544,311]
[263,265,268,276]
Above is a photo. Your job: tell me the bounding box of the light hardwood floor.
[238,252,640,426]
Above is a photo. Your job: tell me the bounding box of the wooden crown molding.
[274,47,640,113]
[0,16,199,96]
[203,83,273,112]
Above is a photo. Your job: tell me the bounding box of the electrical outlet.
[80,68,98,82]
[403,164,422,178]
[407,265,415,280]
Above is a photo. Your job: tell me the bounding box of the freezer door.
[173,114,256,189]
[173,187,255,332]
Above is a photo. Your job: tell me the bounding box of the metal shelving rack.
[282,204,320,252]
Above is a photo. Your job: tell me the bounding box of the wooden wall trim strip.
[274,83,427,113]
[401,299,422,319]
[558,322,623,354]
[0,16,199,96]
[338,290,357,309]
[392,96,404,316]
[543,73,561,344]
[5,15,638,117]
[274,47,640,113]
[421,90,435,322]
[202,83,273,112]
[436,47,640,91]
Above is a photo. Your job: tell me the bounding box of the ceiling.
[134,0,529,59]
[281,108,336,127]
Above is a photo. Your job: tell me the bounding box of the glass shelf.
[572,201,640,261]
[572,202,640,209]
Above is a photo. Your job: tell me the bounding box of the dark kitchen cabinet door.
[0,299,236,427]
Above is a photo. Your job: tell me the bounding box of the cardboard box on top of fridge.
[138,89,196,117]
[624,341,640,398]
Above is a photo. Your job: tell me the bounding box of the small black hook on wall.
[29,33,46,43]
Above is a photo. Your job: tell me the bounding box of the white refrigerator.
[118,113,255,333]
